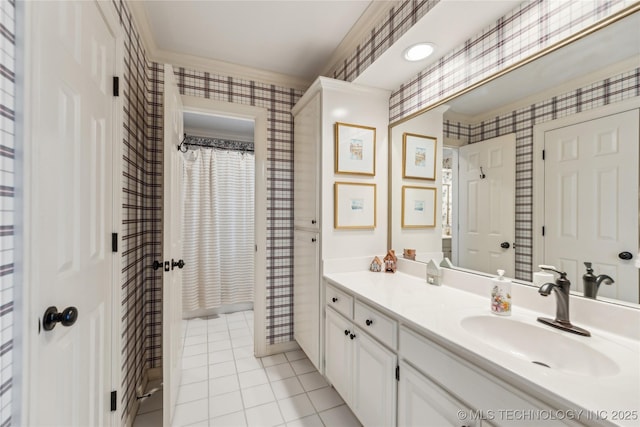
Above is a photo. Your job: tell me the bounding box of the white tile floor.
[133,310,361,427]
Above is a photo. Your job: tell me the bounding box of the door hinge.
[542,149,545,160]
[542,226,545,236]
[110,390,117,411]
[395,365,400,381]
[113,76,120,97]
[112,233,118,252]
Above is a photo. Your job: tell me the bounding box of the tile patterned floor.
[133,310,361,427]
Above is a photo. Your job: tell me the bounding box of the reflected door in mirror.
[543,109,639,303]
[458,134,516,277]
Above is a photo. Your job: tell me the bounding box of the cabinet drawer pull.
[344,329,350,336]
[332,297,338,303]
[350,333,356,340]
[365,319,373,326]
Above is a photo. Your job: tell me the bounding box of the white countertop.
[323,269,640,426]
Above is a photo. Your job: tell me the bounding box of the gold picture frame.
[335,122,376,176]
[402,185,436,228]
[402,133,437,180]
[334,182,377,229]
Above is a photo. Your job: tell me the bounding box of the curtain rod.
[178,134,254,153]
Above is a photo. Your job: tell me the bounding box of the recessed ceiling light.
[404,43,435,62]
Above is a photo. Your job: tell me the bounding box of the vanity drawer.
[326,283,353,318]
[400,327,574,426]
[354,300,397,349]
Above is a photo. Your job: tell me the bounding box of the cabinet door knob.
[365,319,373,326]
[344,330,350,336]
[349,333,356,340]
[332,297,338,303]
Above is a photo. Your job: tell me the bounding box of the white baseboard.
[257,340,300,358]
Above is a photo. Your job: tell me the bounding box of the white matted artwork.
[402,185,436,228]
[334,182,376,229]
[403,133,437,180]
[335,122,376,176]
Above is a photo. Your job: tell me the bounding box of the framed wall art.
[335,122,376,176]
[334,182,376,229]
[402,185,436,228]
[403,133,437,180]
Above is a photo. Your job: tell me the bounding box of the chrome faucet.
[536,265,590,337]
[582,262,614,299]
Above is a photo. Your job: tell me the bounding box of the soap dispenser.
[490,269,512,316]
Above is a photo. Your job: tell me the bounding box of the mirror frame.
[387,4,640,308]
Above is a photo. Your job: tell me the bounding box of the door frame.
[180,95,270,357]
[532,97,640,273]
[19,0,124,423]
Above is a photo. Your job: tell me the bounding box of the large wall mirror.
[389,10,640,306]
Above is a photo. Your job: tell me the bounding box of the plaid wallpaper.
[444,67,640,281]
[112,0,163,423]
[388,0,636,122]
[173,68,304,344]
[329,0,440,82]
[0,0,14,424]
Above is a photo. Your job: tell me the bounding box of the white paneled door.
[28,1,117,425]
[163,64,185,425]
[458,134,516,277]
[544,109,639,303]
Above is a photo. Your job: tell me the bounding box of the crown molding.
[319,0,401,78]
[153,49,312,91]
[125,0,312,92]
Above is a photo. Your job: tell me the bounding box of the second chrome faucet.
[536,265,591,337]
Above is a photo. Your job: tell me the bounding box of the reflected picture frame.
[334,182,376,229]
[335,122,376,176]
[402,185,436,228]
[403,133,437,180]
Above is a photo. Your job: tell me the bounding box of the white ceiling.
[139,0,529,89]
[142,0,374,80]
[184,111,255,140]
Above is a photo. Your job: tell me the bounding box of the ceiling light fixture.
[403,42,435,62]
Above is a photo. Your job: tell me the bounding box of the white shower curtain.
[182,147,255,312]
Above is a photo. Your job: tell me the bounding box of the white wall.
[320,80,390,260]
[390,106,449,259]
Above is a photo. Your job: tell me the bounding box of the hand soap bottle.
[490,269,512,316]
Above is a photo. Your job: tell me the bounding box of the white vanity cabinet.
[323,277,589,427]
[398,361,480,427]
[325,301,397,427]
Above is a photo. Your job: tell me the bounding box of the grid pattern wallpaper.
[112,0,163,424]
[389,0,635,122]
[444,67,640,281]
[329,0,440,82]
[173,68,303,344]
[0,0,14,424]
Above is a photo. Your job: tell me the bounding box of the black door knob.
[500,242,510,249]
[172,259,186,270]
[332,297,338,303]
[152,260,163,270]
[311,220,317,224]
[365,319,373,326]
[311,238,317,243]
[42,306,78,331]
[618,251,633,260]
[349,333,356,340]
[344,330,350,336]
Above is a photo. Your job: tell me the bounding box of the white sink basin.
[460,315,620,377]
